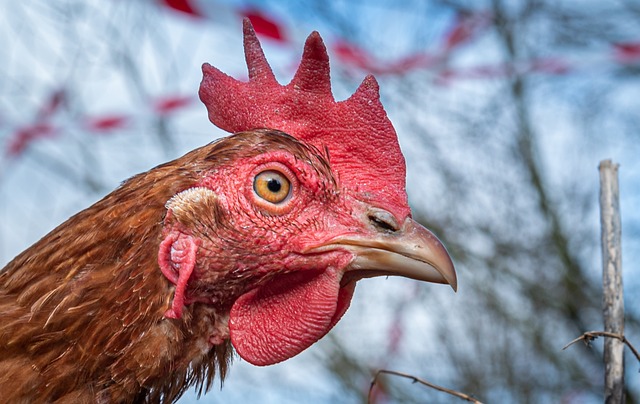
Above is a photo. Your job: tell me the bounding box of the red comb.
[199,19,410,218]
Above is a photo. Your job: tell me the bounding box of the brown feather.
[0,130,317,402]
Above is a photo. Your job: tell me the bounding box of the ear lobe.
[160,187,219,319]
[158,232,201,319]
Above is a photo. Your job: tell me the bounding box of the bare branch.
[368,369,484,404]
[563,331,640,364]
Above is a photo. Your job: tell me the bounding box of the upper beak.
[311,217,457,291]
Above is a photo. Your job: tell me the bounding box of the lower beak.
[314,218,457,291]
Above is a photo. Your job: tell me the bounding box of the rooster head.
[159,20,456,367]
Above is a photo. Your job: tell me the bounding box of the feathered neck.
[0,145,233,402]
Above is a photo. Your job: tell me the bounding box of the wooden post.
[598,160,624,404]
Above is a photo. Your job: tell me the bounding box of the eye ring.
[253,170,291,205]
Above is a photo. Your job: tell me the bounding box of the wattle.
[229,267,356,366]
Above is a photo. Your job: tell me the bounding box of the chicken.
[0,20,456,403]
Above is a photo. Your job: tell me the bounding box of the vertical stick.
[598,159,624,404]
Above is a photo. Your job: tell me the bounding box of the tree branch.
[368,369,484,404]
[563,331,640,364]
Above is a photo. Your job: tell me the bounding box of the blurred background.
[1,0,639,402]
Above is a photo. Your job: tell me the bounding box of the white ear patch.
[166,187,218,211]
[165,188,220,227]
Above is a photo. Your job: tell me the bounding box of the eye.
[253,170,291,204]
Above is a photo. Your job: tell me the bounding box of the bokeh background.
[1,1,639,402]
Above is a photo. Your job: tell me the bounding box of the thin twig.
[563,331,640,363]
[368,369,484,404]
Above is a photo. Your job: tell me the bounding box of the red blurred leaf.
[441,11,491,52]
[242,9,287,42]
[385,53,438,74]
[332,39,373,70]
[613,42,640,63]
[7,123,57,157]
[529,58,572,74]
[160,0,202,17]
[153,95,194,115]
[84,115,129,133]
[333,40,436,74]
[37,89,66,121]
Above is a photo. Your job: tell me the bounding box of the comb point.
[199,63,245,133]
[290,31,332,97]
[243,18,277,83]
[347,74,383,110]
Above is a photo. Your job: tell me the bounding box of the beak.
[311,217,457,291]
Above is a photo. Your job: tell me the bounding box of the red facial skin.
[158,130,390,366]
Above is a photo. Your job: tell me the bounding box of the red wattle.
[229,268,355,366]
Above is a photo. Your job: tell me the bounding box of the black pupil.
[267,178,282,193]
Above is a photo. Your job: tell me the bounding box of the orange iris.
[253,170,291,204]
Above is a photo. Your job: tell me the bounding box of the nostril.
[369,215,396,232]
[367,209,400,233]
